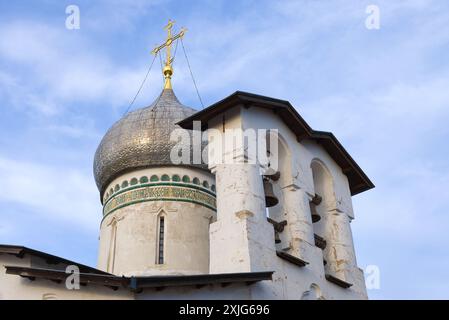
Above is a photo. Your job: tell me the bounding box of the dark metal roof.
[129,271,273,290]
[0,244,110,275]
[177,91,374,196]
[93,88,207,200]
[5,265,273,292]
[5,266,126,289]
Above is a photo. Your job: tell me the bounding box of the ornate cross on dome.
[152,20,187,90]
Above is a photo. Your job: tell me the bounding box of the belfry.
[0,20,374,300]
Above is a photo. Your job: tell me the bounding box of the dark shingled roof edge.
[4,265,273,292]
[177,91,374,196]
[0,244,110,275]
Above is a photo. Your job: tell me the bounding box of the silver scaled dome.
[93,89,200,196]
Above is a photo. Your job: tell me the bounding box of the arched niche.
[265,131,292,218]
[264,131,295,249]
[310,159,337,212]
[310,159,344,277]
[264,130,293,186]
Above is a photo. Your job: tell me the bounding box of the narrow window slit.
[157,217,165,264]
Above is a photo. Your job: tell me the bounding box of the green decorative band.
[103,175,216,204]
[104,182,216,206]
[103,184,216,219]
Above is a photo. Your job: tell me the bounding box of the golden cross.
[152,20,187,89]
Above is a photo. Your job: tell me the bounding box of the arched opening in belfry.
[310,159,336,268]
[264,130,291,248]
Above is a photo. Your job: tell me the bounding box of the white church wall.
[98,166,216,277]
[203,104,367,300]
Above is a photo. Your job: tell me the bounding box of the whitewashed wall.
[98,166,216,276]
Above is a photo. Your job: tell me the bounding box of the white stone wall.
[205,104,368,300]
[98,166,216,277]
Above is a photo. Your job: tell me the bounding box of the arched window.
[114,184,120,192]
[172,174,181,182]
[161,174,170,181]
[130,178,138,185]
[192,177,200,185]
[150,175,159,182]
[310,159,336,271]
[264,131,291,247]
[107,219,118,273]
[182,175,190,183]
[157,215,165,264]
[310,160,335,226]
[202,180,209,189]
[121,180,129,188]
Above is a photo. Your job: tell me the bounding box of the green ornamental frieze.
[103,183,216,218]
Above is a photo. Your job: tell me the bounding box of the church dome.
[93,88,200,196]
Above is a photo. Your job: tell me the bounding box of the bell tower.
[178,91,372,299]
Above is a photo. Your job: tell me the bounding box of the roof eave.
[4,265,273,292]
[177,91,374,196]
[0,244,111,275]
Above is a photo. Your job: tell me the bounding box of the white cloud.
[0,155,101,231]
[81,0,166,32]
[42,123,101,139]
[0,21,162,116]
[0,222,13,238]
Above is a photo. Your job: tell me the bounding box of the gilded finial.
[152,20,187,89]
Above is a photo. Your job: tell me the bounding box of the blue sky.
[0,0,448,299]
